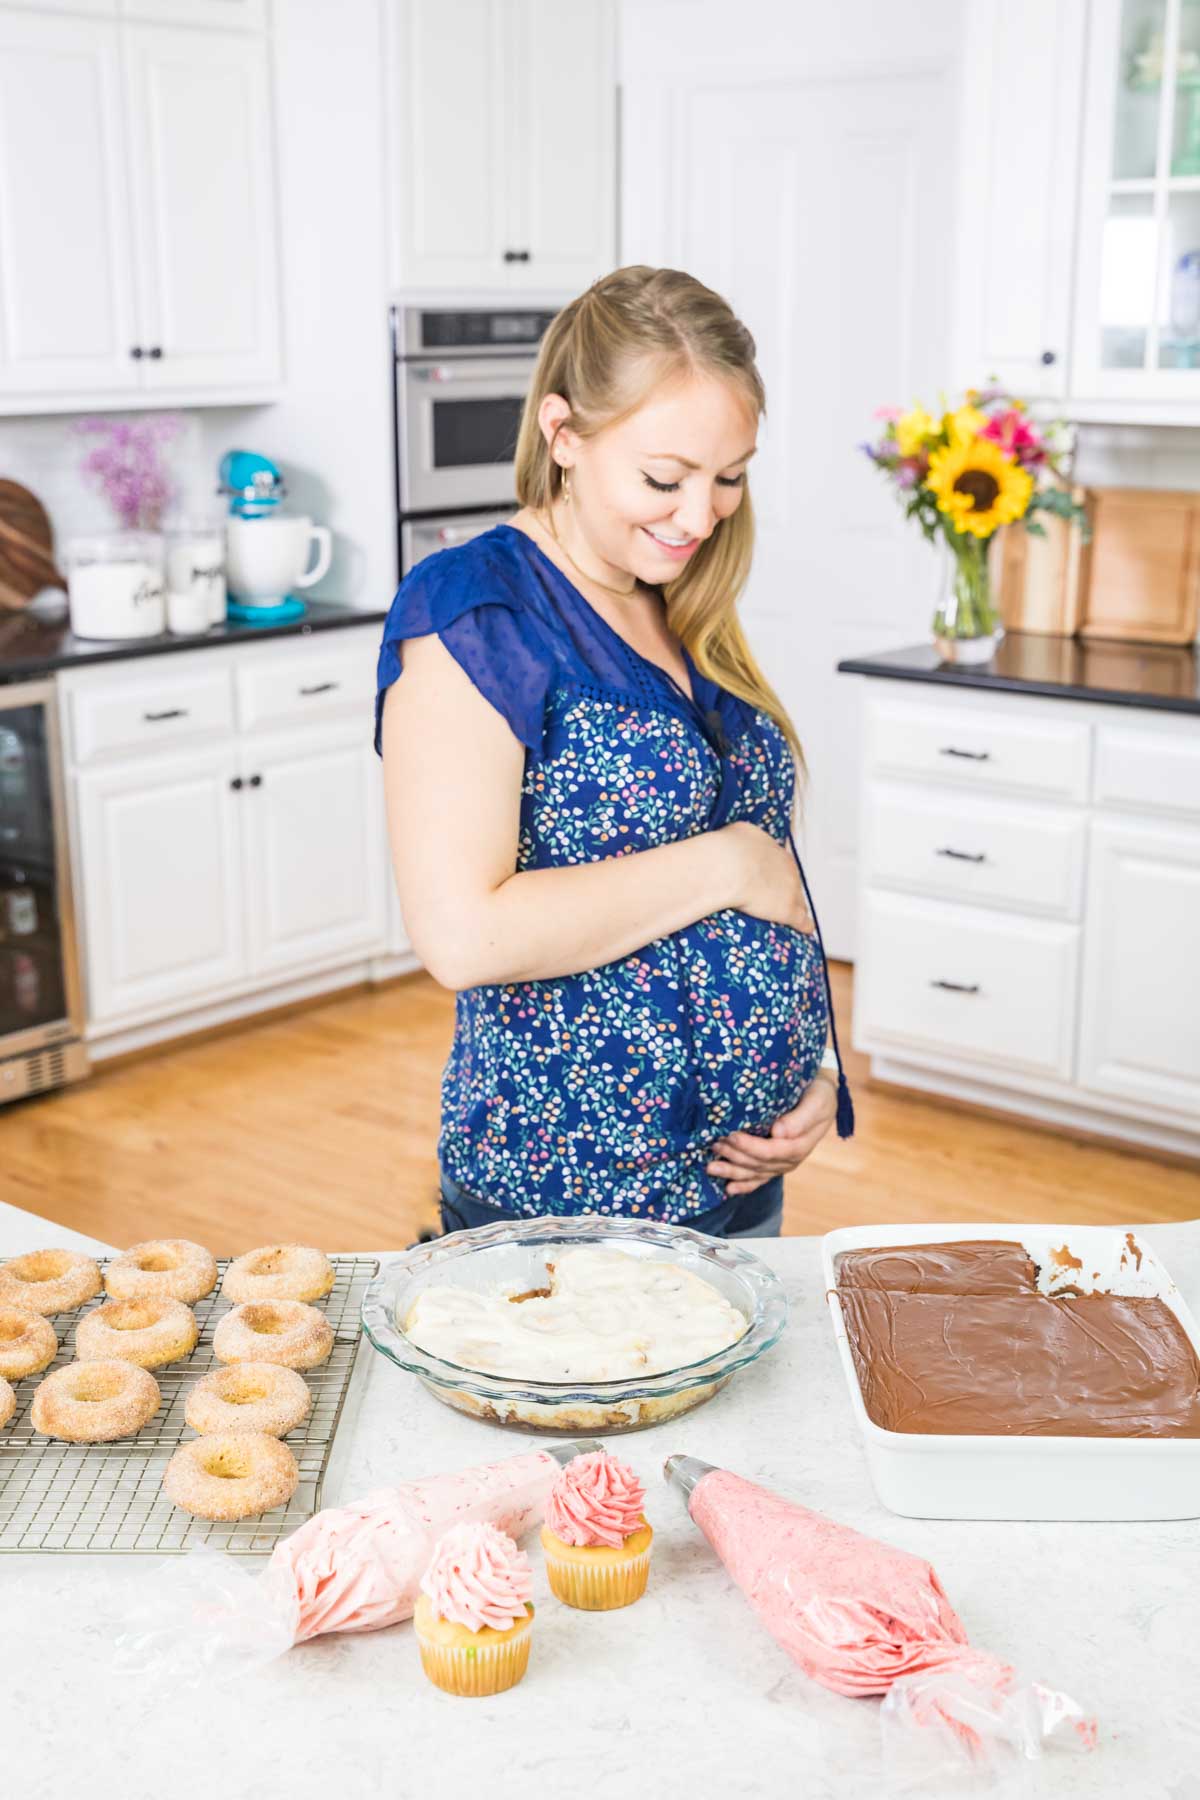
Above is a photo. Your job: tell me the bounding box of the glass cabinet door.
[1077,0,1200,396]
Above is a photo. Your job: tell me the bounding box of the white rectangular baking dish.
[822,1223,1200,1521]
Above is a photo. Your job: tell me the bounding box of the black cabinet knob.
[130,346,144,360]
[249,773,262,788]
[148,346,163,360]
[230,776,244,791]
[1040,349,1057,366]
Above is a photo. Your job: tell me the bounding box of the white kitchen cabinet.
[123,25,280,389]
[388,0,614,291]
[60,626,394,1048]
[0,12,280,410]
[0,13,140,397]
[1078,813,1200,1117]
[849,677,1200,1158]
[242,727,387,979]
[953,0,1086,397]
[74,744,246,1022]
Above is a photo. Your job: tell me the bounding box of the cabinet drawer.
[68,666,234,764]
[1094,723,1200,822]
[236,641,376,734]
[856,891,1080,1082]
[866,698,1090,802]
[863,782,1086,919]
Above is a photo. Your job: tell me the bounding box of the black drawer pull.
[930,979,980,995]
[503,249,532,263]
[299,681,339,696]
[939,746,991,762]
[143,708,188,722]
[936,847,987,864]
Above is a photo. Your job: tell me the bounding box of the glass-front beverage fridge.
[0,679,87,1101]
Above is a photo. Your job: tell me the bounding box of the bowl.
[360,1214,789,1433]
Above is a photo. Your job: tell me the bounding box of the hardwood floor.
[4,965,1196,1254]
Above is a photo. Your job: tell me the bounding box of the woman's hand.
[723,821,814,935]
[705,1072,838,1196]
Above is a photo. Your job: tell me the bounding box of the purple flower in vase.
[74,413,184,531]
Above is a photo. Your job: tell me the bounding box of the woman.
[377,266,852,1240]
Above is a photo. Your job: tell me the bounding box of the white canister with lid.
[166,515,226,629]
[65,532,165,641]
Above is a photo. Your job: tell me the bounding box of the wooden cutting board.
[1079,487,1199,646]
[0,479,65,609]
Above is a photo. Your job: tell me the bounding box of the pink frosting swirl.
[544,1450,646,1549]
[420,1521,533,1632]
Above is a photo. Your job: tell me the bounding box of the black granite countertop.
[837,632,1200,717]
[0,599,388,686]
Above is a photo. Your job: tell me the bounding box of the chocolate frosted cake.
[835,1238,1200,1439]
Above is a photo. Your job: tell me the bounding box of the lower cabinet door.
[75,747,245,1024]
[242,729,387,977]
[1078,815,1200,1119]
[855,890,1080,1082]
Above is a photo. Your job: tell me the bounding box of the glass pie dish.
[360,1214,789,1433]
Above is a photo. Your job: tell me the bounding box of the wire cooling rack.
[0,1255,377,1555]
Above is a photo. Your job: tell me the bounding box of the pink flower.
[980,408,1046,467]
[872,405,903,422]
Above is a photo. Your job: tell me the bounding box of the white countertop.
[2,1200,1199,1800]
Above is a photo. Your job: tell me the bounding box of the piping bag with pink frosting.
[665,1457,1097,1771]
[118,1441,598,1685]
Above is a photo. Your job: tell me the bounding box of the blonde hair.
[513,265,801,764]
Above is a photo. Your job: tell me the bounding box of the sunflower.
[925,435,1033,538]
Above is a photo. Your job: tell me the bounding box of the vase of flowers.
[862,390,1089,664]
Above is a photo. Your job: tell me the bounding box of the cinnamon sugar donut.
[0,1377,14,1429]
[0,1307,58,1380]
[75,1297,198,1370]
[223,1244,335,1305]
[162,1431,299,1520]
[185,1362,312,1438]
[213,1300,333,1371]
[105,1239,217,1305]
[0,1249,101,1316]
[30,1360,160,1442]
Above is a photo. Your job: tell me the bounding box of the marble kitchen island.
[1,1200,1198,1800]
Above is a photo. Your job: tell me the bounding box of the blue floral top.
[375,523,830,1224]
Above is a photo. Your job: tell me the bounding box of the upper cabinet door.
[390,0,507,289]
[122,25,281,389]
[119,1,266,26]
[0,13,140,399]
[505,0,615,291]
[953,0,1086,399]
[1074,0,1200,403]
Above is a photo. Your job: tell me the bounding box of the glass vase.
[932,533,1003,665]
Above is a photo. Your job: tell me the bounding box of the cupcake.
[540,1448,652,1611]
[414,1521,534,1697]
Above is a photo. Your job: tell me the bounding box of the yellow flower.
[926,436,1034,538]
[895,406,938,457]
[945,403,987,446]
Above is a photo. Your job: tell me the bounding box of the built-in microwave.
[392,304,557,523]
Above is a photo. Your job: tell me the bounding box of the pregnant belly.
[675,909,829,1139]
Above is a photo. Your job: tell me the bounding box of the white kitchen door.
[622,64,957,959]
[0,12,140,399]
[122,23,281,388]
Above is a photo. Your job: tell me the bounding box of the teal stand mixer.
[219,450,332,625]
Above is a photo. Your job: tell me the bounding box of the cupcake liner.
[416,1629,532,1697]
[543,1546,651,1611]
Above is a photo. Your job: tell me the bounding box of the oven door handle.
[406,358,535,388]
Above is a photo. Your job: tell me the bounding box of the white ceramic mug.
[225,515,333,607]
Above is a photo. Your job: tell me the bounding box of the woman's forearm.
[422,830,741,989]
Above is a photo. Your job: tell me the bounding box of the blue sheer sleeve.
[374,535,554,753]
